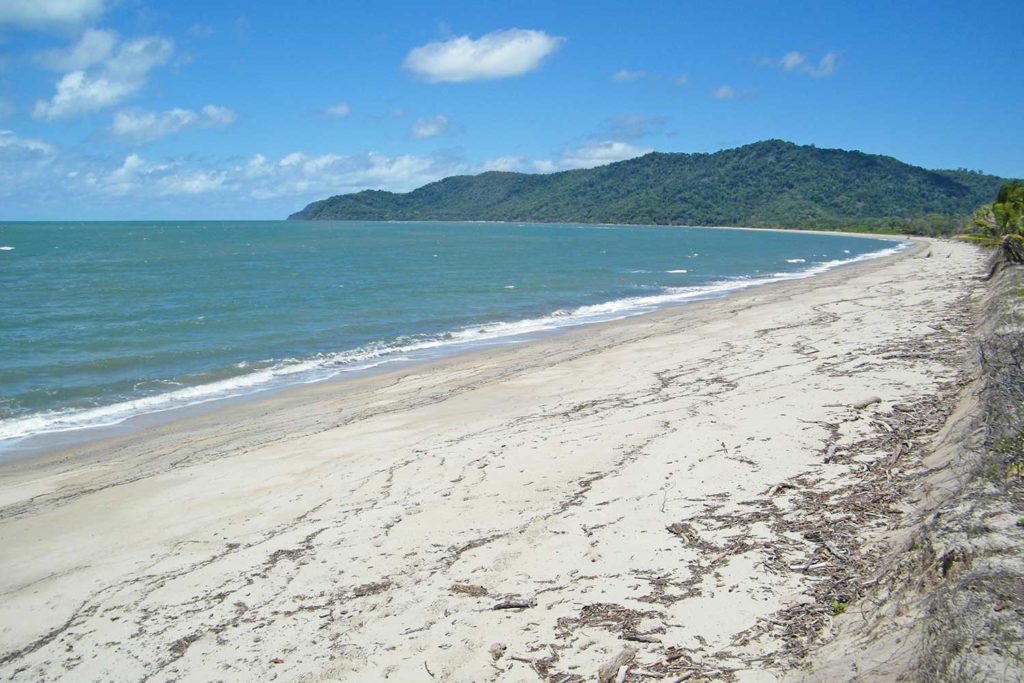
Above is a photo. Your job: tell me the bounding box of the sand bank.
[0,239,985,682]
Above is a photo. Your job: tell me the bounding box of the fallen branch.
[852,395,882,410]
[492,596,536,610]
[598,646,636,683]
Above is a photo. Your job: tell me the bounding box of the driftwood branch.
[851,395,882,410]
[598,646,636,683]
[492,596,536,610]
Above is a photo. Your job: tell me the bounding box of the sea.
[0,221,904,456]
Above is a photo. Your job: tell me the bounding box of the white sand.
[0,239,985,682]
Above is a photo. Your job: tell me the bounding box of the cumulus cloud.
[758,50,839,77]
[411,114,449,139]
[109,104,237,143]
[33,32,174,120]
[322,102,351,118]
[0,0,106,31]
[533,140,652,172]
[0,131,496,211]
[611,69,645,83]
[87,153,228,196]
[481,156,524,172]
[403,28,563,83]
[236,150,475,200]
[0,130,647,215]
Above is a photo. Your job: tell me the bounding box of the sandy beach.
[0,238,986,682]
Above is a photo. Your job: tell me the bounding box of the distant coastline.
[288,140,1004,236]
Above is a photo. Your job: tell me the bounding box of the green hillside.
[288,140,1007,234]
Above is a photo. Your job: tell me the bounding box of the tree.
[957,181,1024,265]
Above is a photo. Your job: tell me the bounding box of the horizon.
[1,1,1022,220]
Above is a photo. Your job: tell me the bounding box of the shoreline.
[0,237,984,682]
[0,226,906,463]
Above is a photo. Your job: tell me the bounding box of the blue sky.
[1,0,1022,220]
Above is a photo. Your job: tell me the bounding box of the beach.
[0,238,985,681]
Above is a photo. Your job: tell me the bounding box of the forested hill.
[288,140,1007,233]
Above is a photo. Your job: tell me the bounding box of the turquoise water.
[0,221,901,448]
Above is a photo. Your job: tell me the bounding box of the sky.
[1,0,1022,220]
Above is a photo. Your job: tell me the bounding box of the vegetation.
[289,140,1006,235]
[956,180,1024,263]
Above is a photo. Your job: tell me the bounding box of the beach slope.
[0,239,984,682]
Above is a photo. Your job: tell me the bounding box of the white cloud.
[533,140,652,172]
[611,69,645,83]
[673,74,689,87]
[243,150,473,200]
[322,102,351,118]
[711,85,736,100]
[242,153,272,178]
[109,104,237,143]
[200,104,236,127]
[759,50,839,77]
[482,155,524,172]
[0,133,484,209]
[0,129,57,156]
[403,28,563,83]
[806,52,838,77]
[0,130,59,199]
[83,153,228,196]
[780,51,805,71]
[36,28,117,70]
[411,114,449,139]
[0,0,106,31]
[33,34,174,120]
[158,170,227,195]
[278,152,305,168]
[0,130,653,215]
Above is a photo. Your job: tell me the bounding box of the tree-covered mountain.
[288,140,1008,234]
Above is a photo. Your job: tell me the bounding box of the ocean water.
[0,221,902,451]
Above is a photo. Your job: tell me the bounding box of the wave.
[665,269,688,274]
[786,258,806,263]
[0,241,908,444]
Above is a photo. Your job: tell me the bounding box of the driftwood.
[823,540,847,560]
[492,596,536,610]
[851,395,882,410]
[598,646,636,683]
